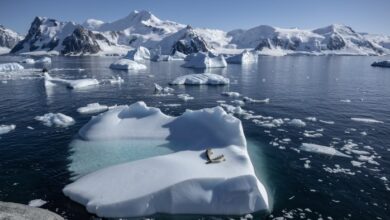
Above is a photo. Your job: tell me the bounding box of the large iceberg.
[44,72,99,89]
[226,50,258,64]
[170,73,230,85]
[109,59,147,70]
[0,63,24,72]
[124,46,151,61]
[63,101,269,217]
[371,60,390,68]
[182,52,227,68]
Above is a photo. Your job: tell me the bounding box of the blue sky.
[1,0,389,35]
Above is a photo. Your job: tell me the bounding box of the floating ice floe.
[109,59,147,70]
[170,73,229,85]
[300,143,351,158]
[125,46,151,61]
[77,103,109,114]
[371,60,390,68]
[177,93,194,101]
[35,113,75,127]
[226,50,258,64]
[0,63,24,72]
[154,83,174,93]
[323,164,355,175]
[351,117,384,124]
[303,130,323,138]
[28,199,47,207]
[20,58,35,64]
[44,72,99,89]
[305,117,317,122]
[288,119,306,127]
[221,92,240,98]
[182,52,227,68]
[243,97,270,103]
[0,124,16,135]
[106,76,124,84]
[319,120,335,125]
[340,99,351,103]
[63,101,269,217]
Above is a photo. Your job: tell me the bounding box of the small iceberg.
[0,124,16,135]
[109,59,147,70]
[35,113,75,127]
[226,50,258,64]
[154,83,174,93]
[371,60,390,68]
[77,103,109,114]
[182,52,227,68]
[288,119,306,127]
[125,46,151,61]
[44,72,99,89]
[0,63,24,72]
[170,73,229,85]
[63,101,269,217]
[300,143,351,158]
[221,92,241,98]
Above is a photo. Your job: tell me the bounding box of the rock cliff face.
[62,27,101,55]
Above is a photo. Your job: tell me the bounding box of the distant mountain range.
[1,10,390,56]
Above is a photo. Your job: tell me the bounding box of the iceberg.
[109,59,147,70]
[0,63,24,72]
[288,119,306,127]
[124,46,151,61]
[371,60,390,68]
[182,52,227,68]
[35,113,75,127]
[77,103,109,114]
[170,73,229,85]
[44,72,99,89]
[0,124,16,135]
[300,143,351,158]
[221,92,241,98]
[226,50,258,64]
[63,102,269,217]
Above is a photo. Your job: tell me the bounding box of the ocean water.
[0,55,389,219]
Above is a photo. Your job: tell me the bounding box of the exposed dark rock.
[61,26,101,55]
[171,26,209,55]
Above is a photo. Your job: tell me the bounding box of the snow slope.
[63,101,269,217]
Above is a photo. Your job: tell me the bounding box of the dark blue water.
[0,55,389,219]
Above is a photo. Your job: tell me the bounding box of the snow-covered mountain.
[8,10,390,56]
[10,17,129,55]
[228,24,387,55]
[0,25,23,54]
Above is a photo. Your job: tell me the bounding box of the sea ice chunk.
[44,72,99,89]
[20,58,35,64]
[28,199,47,207]
[35,113,75,127]
[109,59,147,70]
[0,124,16,135]
[170,73,229,85]
[63,102,269,217]
[351,118,384,124]
[36,57,52,63]
[300,143,351,158]
[288,119,306,127]
[77,103,109,114]
[0,63,24,72]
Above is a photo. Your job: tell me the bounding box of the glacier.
[63,101,269,217]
